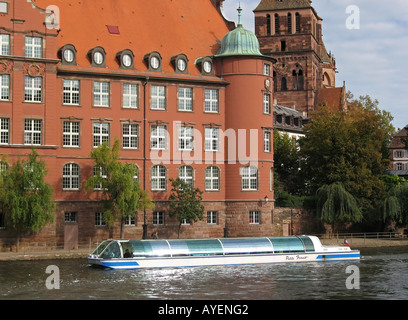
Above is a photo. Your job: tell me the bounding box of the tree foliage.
[316,182,363,230]
[273,130,303,195]
[168,178,204,238]
[85,139,154,238]
[300,98,394,219]
[0,149,55,250]
[382,182,408,226]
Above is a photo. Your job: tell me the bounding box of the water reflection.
[0,247,407,300]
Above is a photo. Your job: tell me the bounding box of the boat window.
[121,242,133,258]
[187,239,223,255]
[100,241,121,259]
[150,241,171,257]
[92,240,111,256]
[129,240,171,257]
[297,236,315,252]
[269,237,305,253]
[220,238,273,254]
[168,239,223,256]
[167,240,190,256]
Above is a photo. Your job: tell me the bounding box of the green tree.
[85,139,154,238]
[0,149,55,251]
[316,182,363,232]
[300,97,394,224]
[168,178,204,238]
[381,182,408,227]
[273,130,302,195]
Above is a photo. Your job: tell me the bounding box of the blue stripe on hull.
[316,253,360,260]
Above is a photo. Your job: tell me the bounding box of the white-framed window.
[0,117,9,145]
[207,211,218,225]
[25,36,42,58]
[92,166,108,190]
[263,93,271,114]
[241,166,258,190]
[0,2,8,14]
[394,151,406,159]
[153,211,164,225]
[63,121,80,147]
[205,166,220,191]
[178,87,193,111]
[264,131,271,152]
[179,165,193,186]
[95,212,106,226]
[24,119,42,145]
[123,83,138,108]
[151,85,166,110]
[123,124,139,149]
[205,127,219,151]
[151,165,166,191]
[249,210,260,224]
[150,125,167,150]
[178,126,193,151]
[62,163,80,190]
[63,79,80,105]
[263,63,271,76]
[93,122,109,147]
[24,76,42,102]
[0,74,9,101]
[93,81,109,107]
[124,215,136,226]
[0,34,10,55]
[395,163,405,171]
[204,89,219,112]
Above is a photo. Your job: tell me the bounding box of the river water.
[0,247,407,300]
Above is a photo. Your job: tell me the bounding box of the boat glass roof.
[121,236,315,258]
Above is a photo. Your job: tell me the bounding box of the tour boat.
[87,236,360,270]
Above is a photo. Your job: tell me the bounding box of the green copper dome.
[215,7,264,58]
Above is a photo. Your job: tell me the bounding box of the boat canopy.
[93,236,316,259]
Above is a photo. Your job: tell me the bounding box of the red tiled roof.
[33,0,231,76]
[316,87,346,112]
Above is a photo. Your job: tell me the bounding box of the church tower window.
[281,77,287,91]
[274,14,280,35]
[295,13,301,33]
[288,13,292,34]
[266,14,271,35]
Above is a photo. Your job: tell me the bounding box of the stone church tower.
[254,0,337,116]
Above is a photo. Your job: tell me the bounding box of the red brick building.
[0,0,277,250]
[254,0,338,116]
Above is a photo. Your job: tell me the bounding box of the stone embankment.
[321,237,408,248]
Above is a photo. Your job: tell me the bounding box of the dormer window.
[144,51,162,72]
[196,57,214,76]
[116,49,134,69]
[88,47,106,67]
[59,44,77,65]
[171,54,189,74]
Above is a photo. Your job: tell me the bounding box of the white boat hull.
[88,250,360,270]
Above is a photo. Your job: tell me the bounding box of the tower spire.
[237,3,242,27]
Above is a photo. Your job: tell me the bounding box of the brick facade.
[254,0,337,116]
[0,0,280,251]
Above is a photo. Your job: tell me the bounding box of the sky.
[222,0,408,130]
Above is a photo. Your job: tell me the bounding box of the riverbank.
[0,238,406,261]
[0,249,90,261]
[321,237,408,248]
